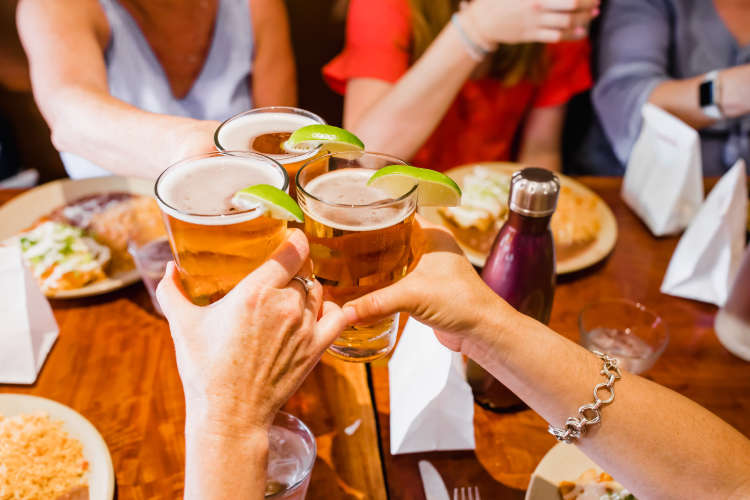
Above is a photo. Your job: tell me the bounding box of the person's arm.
[517,104,565,172]
[648,64,750,129]
[16,0,219,178]
[250,0,297,107]
[157,230,346,500]
[342,0,598,161]
[343,219,750,499]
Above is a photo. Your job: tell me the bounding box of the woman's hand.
[342,217,518,354]
[157,230,347,436]
[467,0,600,45]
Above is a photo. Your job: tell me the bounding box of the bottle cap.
[508,168,560,217]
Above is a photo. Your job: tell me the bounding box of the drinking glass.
[128,236,172,316]
[155,151,289,305]
[579,299,669,374]
[214,106,325,192]
[266,412,316,500]
[296,151,418,362]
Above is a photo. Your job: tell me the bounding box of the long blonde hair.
[408,0,547,86]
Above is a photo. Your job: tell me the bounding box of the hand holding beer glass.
[296,151,419,361]
[155,151,291,305]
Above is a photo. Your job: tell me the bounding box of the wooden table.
[370,177,750,499]
[2,178,749,500]
[0,188,387,500]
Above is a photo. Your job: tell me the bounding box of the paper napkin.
[661,160,748,306]
[622,103,704,236]
[0,245,59,384]
[389,317,475,454]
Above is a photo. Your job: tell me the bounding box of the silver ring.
[291,275,315,295]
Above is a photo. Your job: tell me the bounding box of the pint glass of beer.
[296,151,418,362]
[214,106,325,189]
[155,151,289,305]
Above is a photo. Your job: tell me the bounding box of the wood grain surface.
[0,189,387,500]
[369,177,750,499]
[2,177,749,500]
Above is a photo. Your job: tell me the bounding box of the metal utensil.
[453,486,481,500]
[418,460,450,500]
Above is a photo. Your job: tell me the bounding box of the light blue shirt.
[593,0,750,176]
[62,0,254,179]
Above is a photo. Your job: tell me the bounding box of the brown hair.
[408,0,547,86]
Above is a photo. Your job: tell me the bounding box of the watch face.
[700,80,714,107]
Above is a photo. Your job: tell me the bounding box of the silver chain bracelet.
[548,351,622,443]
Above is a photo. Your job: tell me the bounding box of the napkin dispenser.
[389,317,475,454]
[0,245,59,384]
[622,103,704,236]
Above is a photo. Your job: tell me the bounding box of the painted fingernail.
[592,8,600,16]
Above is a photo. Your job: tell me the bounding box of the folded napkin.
[715,246,750,361]
[0,245,59,384]
[622,103,704,236]
[389,317,475,454]
[661,160,748,306]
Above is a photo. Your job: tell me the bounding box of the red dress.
[323,0,592,172]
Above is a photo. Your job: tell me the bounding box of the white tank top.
[61,0,254,179]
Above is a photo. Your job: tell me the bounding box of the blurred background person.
[323,0,598,172]
[594,0,750,176]
[17,0,296,179]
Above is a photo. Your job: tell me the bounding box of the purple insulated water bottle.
[467,168,559,412]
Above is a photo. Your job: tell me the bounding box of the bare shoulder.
[17,0,110,48]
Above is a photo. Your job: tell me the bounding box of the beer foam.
[303,169,414,231]
[217,112,321,163]
[156,155,286,225]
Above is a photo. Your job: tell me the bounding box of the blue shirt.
[593,0,750,176]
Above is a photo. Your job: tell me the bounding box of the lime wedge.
[231,184,304,223]
[283,124,365,153]
[367,165,461,207]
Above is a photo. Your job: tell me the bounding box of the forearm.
[465,305,750,499]
[649,64,750,130]
[37,85,218,178]
[184,408,268,500]
[517,150,560,172]
[346,21,479,160]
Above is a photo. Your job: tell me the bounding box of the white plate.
[0,176,155,299]
[420,163,618,274]
[525,443,603,500]
[0,394,115,500]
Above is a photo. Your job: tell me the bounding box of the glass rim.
[154,150,289,219]
[295,150,419,208]
[265,411,317,499]
[578,298,668,336]
[214,106,326,156]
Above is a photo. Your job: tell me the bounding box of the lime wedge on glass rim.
[367,165,461,207]
[231,184,304,223]
[283,124,365,153]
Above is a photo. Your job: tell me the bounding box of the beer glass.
[155,151,289,305]
[214,106,325,189]
[296,151,418,362]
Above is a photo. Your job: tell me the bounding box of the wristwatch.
[699,70,724,119]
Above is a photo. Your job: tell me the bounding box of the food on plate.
[438,167,601,259]
[8,191,166,294]
[551,185,602,261]
[14,221,111,294]
[0,412,89,500]
[558,469,635,500]
[86,195,166,273]
[439,167,511,254]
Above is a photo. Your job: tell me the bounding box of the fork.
[453,486,481,500]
